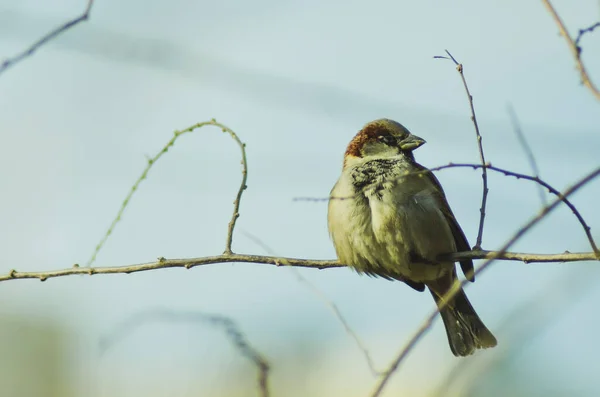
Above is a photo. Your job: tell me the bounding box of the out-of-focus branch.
[541,0,600,100]
[433,264,598,397]
[99,309,270,397]
[0,250,597,283]
[507,105,547,205]
[0,0,94,76]
[435,50,489,249]
[241,230,382,376]
[369,165,600,397]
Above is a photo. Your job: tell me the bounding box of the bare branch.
[3,255,340,283]
[99,309,270,397]
[507,105,547,205]
[369,166,600,397]
[574,22,600,48]
[442,249,596,263]
[223,127,248,254]
[86,119,244,266]
[541,0,600,100]
[1,250,597,284]
[0,0,94,76]
[436,50,489,250]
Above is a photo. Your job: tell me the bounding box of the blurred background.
[1,0,599,396]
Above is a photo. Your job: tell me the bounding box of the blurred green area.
[0,315,72,397]
[1,290,592,397]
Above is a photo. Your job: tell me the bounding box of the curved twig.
[223,127,248,254]
[574,22,600,47]
[428,163,600,256]
[86,119,244,266]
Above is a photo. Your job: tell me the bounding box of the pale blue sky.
[1,1,599,396]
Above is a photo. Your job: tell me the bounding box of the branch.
[507,105,547,205]
[0,0,94,76]
[443,250,596,263]
[86,119,245,266]
[435,50,489,250]
[99,309,270,397]
[241,231,382,376]
[223,128,248,254]
[575,22,600,47]
[1,249,597,283]
[541,0,600,100]
[369,165,600,397]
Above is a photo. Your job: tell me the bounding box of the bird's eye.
[377,135,394,145]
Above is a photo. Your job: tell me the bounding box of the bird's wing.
[414,163,475,282]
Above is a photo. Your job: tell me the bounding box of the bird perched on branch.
[327,118,497,356]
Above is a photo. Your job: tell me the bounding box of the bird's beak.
[399,135,426,151]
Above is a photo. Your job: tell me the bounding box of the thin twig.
[507,105,547,205]
[369,166,600,397]
[241,231,382,376]
[0,0,94,76]
[223,128,248,254]
[1,250,597,284]
[86,119,244,266]
[297,162,600,256]
[436,50,489,249]
[541,0,600,100]
[442,250,595,263]
[574,22,600,48]
[99,309,270,397]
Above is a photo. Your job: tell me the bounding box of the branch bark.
[437,50,490,250]
[1,250,597,283]
[541,0,600,100]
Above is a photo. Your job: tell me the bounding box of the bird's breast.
[328,161,455,282]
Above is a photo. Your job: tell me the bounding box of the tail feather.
[428,274,497,357]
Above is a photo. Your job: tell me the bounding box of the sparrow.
[327,118,497,357]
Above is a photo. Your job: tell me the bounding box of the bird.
[327,118,497,357]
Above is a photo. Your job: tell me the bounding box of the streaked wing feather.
[414,162,475,282]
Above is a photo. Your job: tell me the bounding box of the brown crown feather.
[345,119,410,159]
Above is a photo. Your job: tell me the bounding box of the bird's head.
[343,119,426,168]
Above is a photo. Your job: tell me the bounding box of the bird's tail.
[428,272,497,357]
